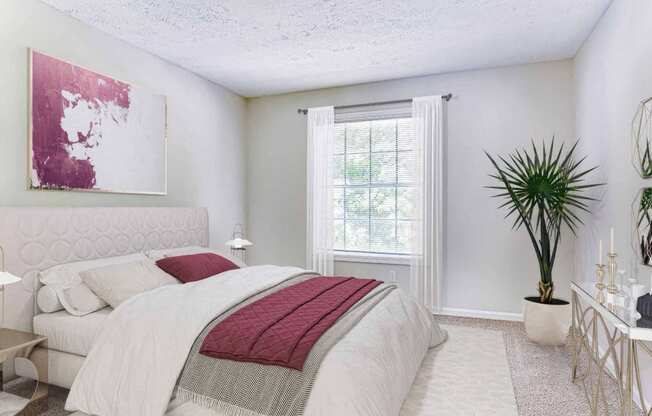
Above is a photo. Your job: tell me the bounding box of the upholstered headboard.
[0,207,209,331]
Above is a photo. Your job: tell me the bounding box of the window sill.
[334,251,412,266]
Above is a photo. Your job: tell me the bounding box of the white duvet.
[66,265,446,416]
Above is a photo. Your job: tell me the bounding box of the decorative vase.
[523,296,571,345]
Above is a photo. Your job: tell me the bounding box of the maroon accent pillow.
[155,253,239,283]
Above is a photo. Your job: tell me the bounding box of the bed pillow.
[155,253,239,283]
[36,285,64,313]
[81,259,179,309]
[146,246,247,268]
[39,253,148,316]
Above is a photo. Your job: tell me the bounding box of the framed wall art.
[29,49,167,195]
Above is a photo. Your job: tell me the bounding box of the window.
[332,117,416,256]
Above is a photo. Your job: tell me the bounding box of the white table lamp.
[225,224,253,262]
[0,245,22,328]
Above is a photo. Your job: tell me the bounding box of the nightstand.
[0,328,48,415]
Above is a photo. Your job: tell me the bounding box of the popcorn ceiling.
[42,0,610,97]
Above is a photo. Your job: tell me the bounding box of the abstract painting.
[29,50,167,194]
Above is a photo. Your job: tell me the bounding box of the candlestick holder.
[607,252,618,294]
[595,264,606,303]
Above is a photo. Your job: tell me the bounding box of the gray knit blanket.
[175,273,396,416]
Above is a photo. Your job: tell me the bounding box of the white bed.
[25,309,111,389]
[0,207,446,416]
[34,308,111,357]
[1,207,209,388]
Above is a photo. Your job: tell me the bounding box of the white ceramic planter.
[523,297,571,345]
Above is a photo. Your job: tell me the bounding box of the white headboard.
[0,207,209,331]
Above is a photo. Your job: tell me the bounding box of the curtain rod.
[297,93,452,115]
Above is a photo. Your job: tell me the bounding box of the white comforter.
[66,265,445,416]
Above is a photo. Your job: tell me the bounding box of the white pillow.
[146,246,247,268]
[36,285,64,313]
[81,259,179,309]
[39,253,148,316]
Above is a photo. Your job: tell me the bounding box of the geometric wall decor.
[632,97,652,179]
[633,187,652,267]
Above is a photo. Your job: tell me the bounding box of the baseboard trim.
[438,307,523,322]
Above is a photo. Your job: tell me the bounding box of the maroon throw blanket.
[200,276,382,370]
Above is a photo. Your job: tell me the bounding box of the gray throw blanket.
[175,272,397,416]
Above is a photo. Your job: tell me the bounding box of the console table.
[570,281,651,416]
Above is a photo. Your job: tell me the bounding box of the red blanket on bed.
[199,276,382,370]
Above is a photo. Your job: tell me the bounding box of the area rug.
[400,324,518,416]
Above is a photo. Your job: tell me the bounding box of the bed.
[0,207,446,416]
[29,308,111,388]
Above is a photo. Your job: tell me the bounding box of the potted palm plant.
[486,139,601,345]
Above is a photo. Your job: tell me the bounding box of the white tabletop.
[571,281,652,341]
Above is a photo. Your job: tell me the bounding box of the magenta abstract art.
[29,50,167,194]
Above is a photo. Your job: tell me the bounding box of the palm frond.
[485,138,602,303]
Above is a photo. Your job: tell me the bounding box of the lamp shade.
[225,238,253,249]
[0,271,21,286]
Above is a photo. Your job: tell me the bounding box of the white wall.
[246,60,577,316]
[0,0,247,248]
[574,1,652,288]
[574,0,652,405]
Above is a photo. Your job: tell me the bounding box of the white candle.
[610,227,615,253]
[599,240,603,265]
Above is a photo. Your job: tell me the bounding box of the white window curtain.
[410,96,444,313]
[306,106,336,275]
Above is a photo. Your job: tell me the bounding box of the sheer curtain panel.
[410,96,444,313]
[306,106,336,275]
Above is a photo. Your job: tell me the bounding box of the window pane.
[334,220,345,250]
[370,187,395,219]
[396,221,413,254]
[345,188,369,219]
[345,220,369,251]
[346,153,370,185]
[333,117,415,255]
[371,120,396,152]
[332,155,345,186]
[334,124,345,154]
[346,121,370,153]
[397,187,416,219]
[370,220,396,253]
[398,151,416,183]
[397,118,414,151]
[371,152,396,184]
[333,188,344,219]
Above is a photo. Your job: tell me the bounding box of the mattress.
[33,308,112,356]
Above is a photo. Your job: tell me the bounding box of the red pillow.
[156,253,239,283]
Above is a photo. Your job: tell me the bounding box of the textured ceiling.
[41,0,611,97]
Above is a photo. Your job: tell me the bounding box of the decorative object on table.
[486,139,602,345]
[632,97,652,178]
[0,245,21,328]
[595,264,606,304]
[633,187,652,266]
[628,280,646,321]
[637,293,652,320]
[606,227,620,295]
[595,239,606,303]
[29,49,167,195]
[225,224,253,263]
